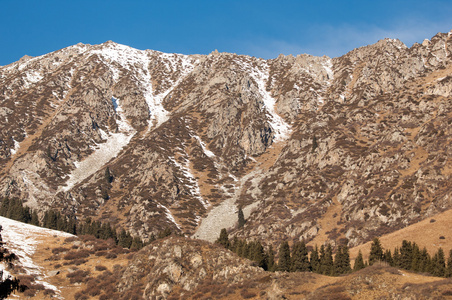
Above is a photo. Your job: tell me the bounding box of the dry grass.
[349,208,452,263]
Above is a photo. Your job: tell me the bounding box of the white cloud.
[238,20,451,59]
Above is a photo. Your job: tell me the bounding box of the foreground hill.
[1,217,451,299]
[0,30,451,250]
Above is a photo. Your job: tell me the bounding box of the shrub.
[63,249,90,260]
[52,247,69,254]
[66,270,90,284]
[95,265,107,272]
[240,289,257,299]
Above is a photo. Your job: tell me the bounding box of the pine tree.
[353,250,365,271]
[118,229,133,248]
[215,228,230,249]
[310,245,320,273]
[130,236,144,250]
[278,241,291,272]
[334,245,351,275]
[384,249,393,266]
[369,237,384,265]
[410,243,421,272]
[419,247,431,273]
[399,240,413,270]
[392,247,400,268]
[237,207,245,229]
[319,244,334,275]
[291,241,310,272]
[431,248,446,277]
[446,249,452,278]
[31,210,40,226]
[266,245,276,272]
[105,167,113,183]
[250,241,266,269]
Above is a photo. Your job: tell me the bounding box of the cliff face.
[0,31,451,246]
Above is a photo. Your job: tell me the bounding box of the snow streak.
[239,59,292,142]
[0,216,74,297]
[62,97,135,192]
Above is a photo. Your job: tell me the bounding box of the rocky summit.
[0,30,451,251]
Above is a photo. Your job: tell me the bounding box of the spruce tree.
[105,167,113,183]
[419,247,431,273]
[410,243,421,272]
[392,247,400,268]
[31,210,40,226]
[291,241,310,272]
[446,249,452,278]
[237,207,245,229]
[399,240,413,270]
[334,245,351,275]
[251,241,266,269]
[384,249,393,266]
[215,228,230,249]
[319,244,334,275]
[278,241,291,272]
[310,245,320,273]
[353,250,365,271]
[266,245,276,272]
[369,237,384,265]
[431,248,446,277]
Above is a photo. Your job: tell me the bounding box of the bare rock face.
[0,30,452,249]
[116,236,264,299]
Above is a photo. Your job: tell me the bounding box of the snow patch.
[23,70,43,88]
[170,157,209,209]
[238,59,292,142]
[192,135,215,158]
[157,204,181,230]
[92,42,196,131]
[10,138,20,155]
[0,216,74,296]
[62,97,135,192]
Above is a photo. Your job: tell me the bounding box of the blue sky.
[1,0,451,65]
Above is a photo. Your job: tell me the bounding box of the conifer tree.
[353,250,365,271]
[130,236,144,250]
[278,241,291,272]
[215,228,230,249]
[250,241,266,269]
[431,248,446,277]
[369,237,384,265]
[419,247,431,273]
[446,249,452,278]
[310,245,320,273]
[392,247,400,268]
[291,241,310,272]
[266,245,276,272]
[399,240,413,270]
[383,249,393,266]
[237,207,245,229]
[118,229,133,248]
[31,210,40,226]
[105,167,113,183]
[334,245,351,275]
[410,243,421,272]
[319,244,334,275]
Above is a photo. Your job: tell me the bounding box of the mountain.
[0,30,451,251]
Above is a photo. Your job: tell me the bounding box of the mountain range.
[0,30,451,252]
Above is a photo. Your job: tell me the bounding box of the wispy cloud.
[239,19,451,59]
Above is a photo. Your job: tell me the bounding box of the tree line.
[366,237,452,277]
[0,198,154,250]
[216,228,352,275]
[216,229,452,278]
